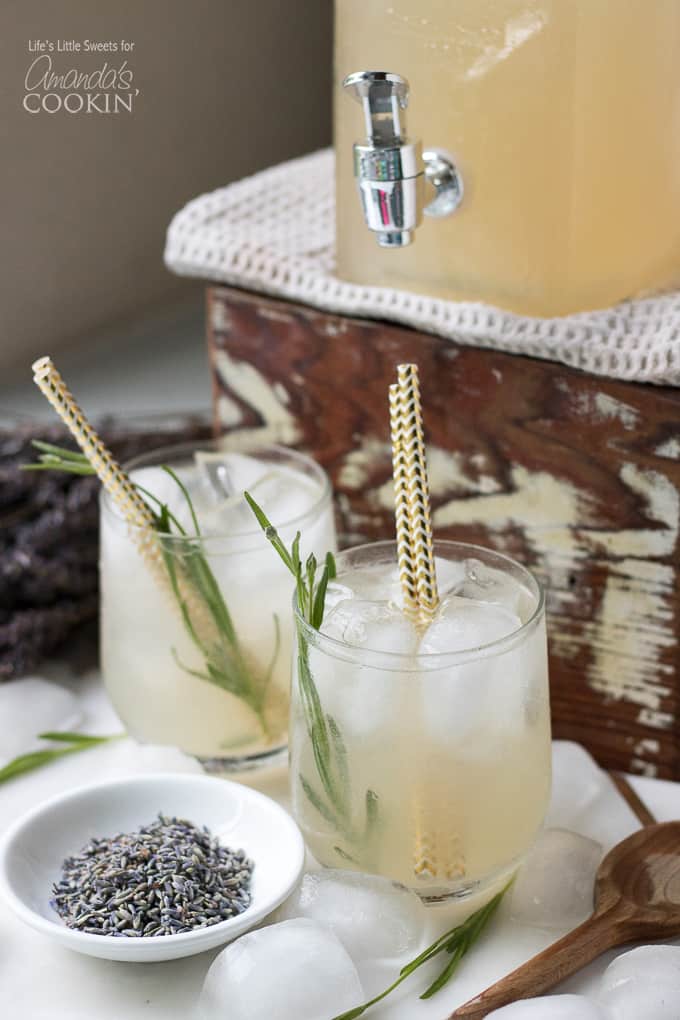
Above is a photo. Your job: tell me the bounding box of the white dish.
[0,772,304,962]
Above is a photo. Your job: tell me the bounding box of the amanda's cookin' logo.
[23,40,140,114]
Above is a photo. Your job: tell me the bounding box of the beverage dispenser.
[335,1,680,316]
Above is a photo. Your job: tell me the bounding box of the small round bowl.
[0,773,304,962]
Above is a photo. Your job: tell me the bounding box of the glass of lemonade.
[100,439,336,771]
[291,540,550,901]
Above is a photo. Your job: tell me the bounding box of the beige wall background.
[0,0,332,378]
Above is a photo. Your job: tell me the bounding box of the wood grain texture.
[453,821,680,1016]
[207,285,680,780]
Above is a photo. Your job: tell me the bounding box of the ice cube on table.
[599,945,680,1019]
[0,677,81,764]
[195,918,363,1020]
[546,744,617,843]
[277,870,426,992]
[486,994,609,1018]
[510,828,602,931]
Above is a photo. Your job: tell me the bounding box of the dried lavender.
[51,814,253,937]
[0,416,211,680]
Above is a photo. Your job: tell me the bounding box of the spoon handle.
[450,910,625,1018]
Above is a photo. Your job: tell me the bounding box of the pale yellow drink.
[335,0,680,316]
[100,441,336,770]
[290,542,551,901]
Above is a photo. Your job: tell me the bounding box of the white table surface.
[1,669,678,1019]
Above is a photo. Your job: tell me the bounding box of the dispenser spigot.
[342,70,463,248]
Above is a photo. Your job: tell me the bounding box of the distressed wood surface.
[207,285,680,781]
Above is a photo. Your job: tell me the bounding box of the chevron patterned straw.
[389,383,419,621]
[389,363,439,627]
[32,356,192,616]
[389,363,456,883]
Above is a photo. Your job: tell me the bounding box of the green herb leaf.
[330,882,511,1020]
[0,732,124,785]
[21,441,95,475]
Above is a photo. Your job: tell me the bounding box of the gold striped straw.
[389,383,419,621]
[31,356,202,622]
[389,362,439,627]
[389,363,460,884]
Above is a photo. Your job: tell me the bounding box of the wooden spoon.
[451,821,680,1018]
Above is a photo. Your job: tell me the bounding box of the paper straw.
[390,363,439,625]
[31,356,206,628]
[389,364,455,880]
[389,383,419,620]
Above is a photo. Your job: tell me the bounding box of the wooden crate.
[207,284,680,781]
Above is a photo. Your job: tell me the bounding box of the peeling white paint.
[216,394,243,427]
[638,707,674,729]
[213,350,301,444]
[634,738,660,756]
[431,462,676,735]
[656,437,680,460]
[587,559,674,711]
[258,307,295,324]
[211,301,231,332]
[338,440,501,503]
[593,393,639,430]
[557,381,640,430]
[372,445,502,513]
[273,381,290,405]
[337,438,390,490]
[629,758,658,778]
[584,464,679,559]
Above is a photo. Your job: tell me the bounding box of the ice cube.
[599,945,680,1019]
[323,581,356,614]
[195,918,363,1020]
[0,677,81,764]
[194,450,270,501]
[486,995,609,1018]
[510,828,602,930]
[336,557,466,608]
[129,464,198,531]
[456,557,530,617]
[321,599,419,656]
[311,602,416,739]
[417,597,524,749]
[546,743,613,833]
[197,461,322,538]
[276,870,426,992]
[420,595,521,656]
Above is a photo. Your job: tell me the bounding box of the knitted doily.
[165,149,680,387]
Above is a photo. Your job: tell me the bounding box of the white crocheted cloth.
[165,149,680,386]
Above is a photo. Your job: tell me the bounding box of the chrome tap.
[342,70,463,248]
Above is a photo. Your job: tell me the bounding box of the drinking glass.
[100,439,336,771]
[291,540,550,901]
